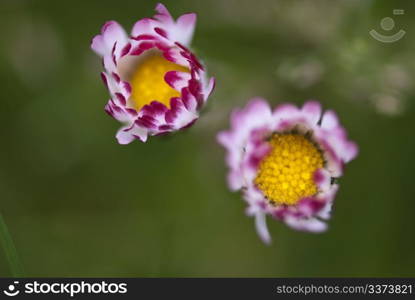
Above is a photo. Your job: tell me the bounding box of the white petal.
[255,212,271,244]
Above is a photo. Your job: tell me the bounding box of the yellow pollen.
[254,133,324,206]
[129,54,189,110]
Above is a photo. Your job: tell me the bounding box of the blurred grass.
[0,213,24,276]
[0,0,414,276]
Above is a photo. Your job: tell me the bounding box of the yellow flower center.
[129,54,189,110]
[254,133,324,206]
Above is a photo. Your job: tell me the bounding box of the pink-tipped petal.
[285,216,328,233]
[343,141,359,163]
[320,110,339,130]
[116,126,136,145]
[255,212,271,245]
[177,13,196,29]
[175,13,197,46]
[204,77,216,100]
[164,71,191,91]
[131,18,156,36]
[116,125,148,144]
[273,103,300,121]
[91,35,106,56]
[102,21,127,51]
[313,168,331,192]
[302,100,322,125]
[155,3,174,24]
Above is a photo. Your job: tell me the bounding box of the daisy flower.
[217,98,358,244]
[91,3,215,144]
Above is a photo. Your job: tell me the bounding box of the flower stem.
[0,212,24,277]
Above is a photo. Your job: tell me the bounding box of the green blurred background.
[0,0,414,277]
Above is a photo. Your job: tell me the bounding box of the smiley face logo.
[3,281,20,297]
[370,9,406,43]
